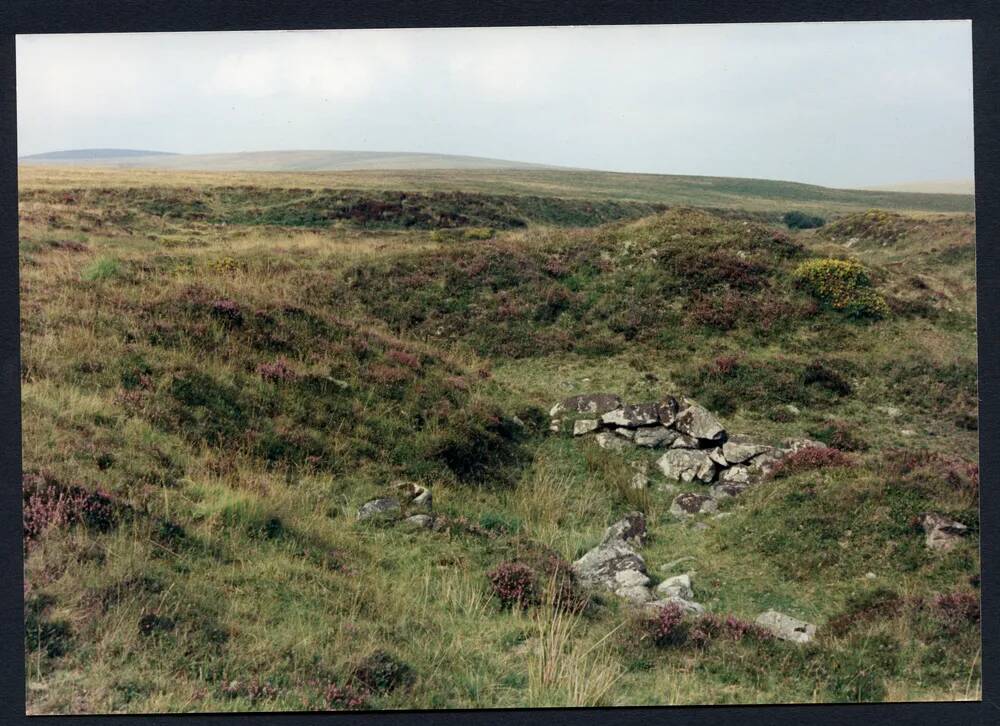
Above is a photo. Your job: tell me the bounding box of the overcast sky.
[16,21,973,188]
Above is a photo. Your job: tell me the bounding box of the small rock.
[393,481,432,510]
[595,432,630,451]
[602,511,648,548]
[657,449,716,483]
[865,572,877,580]
[781,437,828,453]
[634,426,678,448]
[901,429,917,437]
[876,405,902,418]
[573,419,599,436]
[674,402,726,442]
[403,514,433,529]
[920,512,968,551]
[549,418,562,433]
[357,497,401,522]
[645,597,705,615]
[670,492,718,518]
[630,471,650,490]
[755,610,816,643]
[572,540,648,593]
[709,483,747,499]
[655,573,693,600]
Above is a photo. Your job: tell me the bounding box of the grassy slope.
[20,170,980,713]
[19,165,974,217]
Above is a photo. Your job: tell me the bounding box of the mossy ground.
[19,168,979,713]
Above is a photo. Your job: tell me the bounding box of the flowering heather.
[711,355,741,376]
[487,561,538,610]
[644,602,686,647]
[931,591,980,632]
[387,349,421,370]
[209,298,243,326]
[366,364,413,385]
[23,473,118,545]
[222,677,279,704]
[323,682,369,710]
[689,613,775,648]
[256,358,297,383]
[770,446,853,478]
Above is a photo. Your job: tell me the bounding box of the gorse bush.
[792,258,889,320]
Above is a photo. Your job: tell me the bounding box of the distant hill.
[858,179,975,195]
[18,149,559,172]
[20,148,178,161]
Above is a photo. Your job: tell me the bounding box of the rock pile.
[551,393,815,514]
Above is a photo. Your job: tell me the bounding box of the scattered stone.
[628,461,650,490]
[722,436,773,464]
[357,497,401,522]
[657,449,716,483]
[781,437,828,453]
[551,393,623,417]
[645,597,705,615]
[393,481,432,510]
[674,402,726,442]
[755,610,816,643]
[573,419,599,436]
[865,572,877,580]
[710,483,747,499]
[549,418,562,433]
[602,511,648,548]
[670,492,718,517]
[595,432,630,451]
[403,514,433,529]
[719,465,752,485]
[655,573,693,600]
[613,569,654,603]
[634,426,678,448]
[572,540,648,594]
[901,429,916,437]
[920,512,968,551]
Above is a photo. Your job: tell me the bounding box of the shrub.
[770,447,853,478]
[255,358,297,383]
[323,682,369,710]
[23,472,119,545]
[642,602,686,647]
[793,258,889,319]
[137,612,175,637]
[81,256,121,281]
[488,561,538,609]
[351,651,414,693]
[931,591,980,632]
[783,211,826,230]
[209,298,244,327]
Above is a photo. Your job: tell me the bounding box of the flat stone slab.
[601,403,662,428]
[573,419,600,436]
[634,426,678,448]
[551,393,623,417]
[644,596,706,615]
[722,436,773,464]
[572,540,648,592]
[602,511,648,548]
[655,573,694,600]
[595,432,630,451]
[755,610,816,643]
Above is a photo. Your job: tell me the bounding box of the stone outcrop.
[920,512,968,551]
[357,497,401,522]
[573,512,655,603]
[755,610,816,643]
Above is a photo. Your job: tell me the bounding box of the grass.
[19,168,979,713]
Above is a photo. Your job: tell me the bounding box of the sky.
[16,21,974,188]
